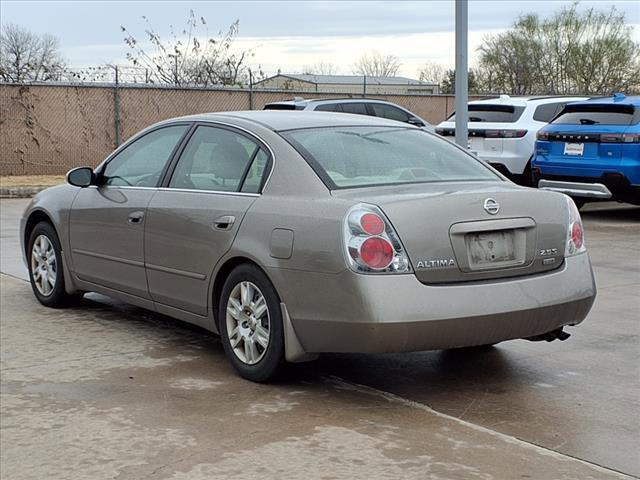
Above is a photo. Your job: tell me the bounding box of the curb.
[0,186,49,198]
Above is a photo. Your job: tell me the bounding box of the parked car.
[264,97,433,131]
[436,95,588,185]
[532,94,640,207]
[21,111,596,382]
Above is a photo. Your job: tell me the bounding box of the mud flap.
[281,303,318,363]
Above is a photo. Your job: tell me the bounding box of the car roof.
[469,95,588,107]
[168,110,414,132]
[266,98,407,106]
[566,94,640,107]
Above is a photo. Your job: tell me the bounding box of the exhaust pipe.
[526,327,571,343]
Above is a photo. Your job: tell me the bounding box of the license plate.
[467,231,516,266]
[564,142,584,156]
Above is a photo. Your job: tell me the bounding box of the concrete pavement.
[1,198,638,479]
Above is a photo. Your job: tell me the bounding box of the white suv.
[436,95,588,184]
[264,98,434,131]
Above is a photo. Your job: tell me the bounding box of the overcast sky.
[2,1,638,78]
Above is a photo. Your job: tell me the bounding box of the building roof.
[256,73,432,86]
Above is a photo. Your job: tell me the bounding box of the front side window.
[102,125,189,187]
[552,104,638,126]
[370,103,411,123]
[169,125,267,192]
[282,127,499,189]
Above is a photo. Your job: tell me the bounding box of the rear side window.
[340,103,368,115]
[552,104,638,125]
[169,126,265,192]
[448,105,525,123]
[533,103,567,122]
[370,103,411,122]
[314,103,339,112]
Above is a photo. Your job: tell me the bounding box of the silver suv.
[264,98,434,131]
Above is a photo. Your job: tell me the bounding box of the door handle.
[127,211,145,224]
[213,215,235,230]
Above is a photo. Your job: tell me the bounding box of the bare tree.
[353,51,401,77]
[478,4,640,95]
[0,24,66,82]
[121,11,256,87]
[417,61,445,86]
[301,62,336,75]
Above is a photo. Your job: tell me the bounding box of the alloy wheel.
[225,281,271,365]
[31,234,56,296]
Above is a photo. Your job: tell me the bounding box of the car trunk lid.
[333,181,567,283]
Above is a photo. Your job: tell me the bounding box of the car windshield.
[448,104,526,123]
[552,104,638,125]
[281,127,500,189]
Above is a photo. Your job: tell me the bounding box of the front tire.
[27,221,82,307]
[218,264,284,382]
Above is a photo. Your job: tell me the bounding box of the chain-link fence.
[0,82,485,175]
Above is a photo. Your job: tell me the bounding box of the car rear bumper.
[532,171,640,204]
[269,253,596,354]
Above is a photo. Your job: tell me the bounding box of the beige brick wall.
[0,83,484,175]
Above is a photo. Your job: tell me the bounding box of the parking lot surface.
[1,198,638,479]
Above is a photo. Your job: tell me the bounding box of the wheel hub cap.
[30,234,56,296]
[225,281,270,365]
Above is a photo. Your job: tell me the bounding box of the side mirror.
[408,117,425,127]
[66,167,95,188]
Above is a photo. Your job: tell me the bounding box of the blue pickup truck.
[532,94,640,207]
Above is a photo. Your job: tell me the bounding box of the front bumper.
[268,253,596,354]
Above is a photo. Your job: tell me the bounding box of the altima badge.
[416,259,456,269]
[483,198,500,215]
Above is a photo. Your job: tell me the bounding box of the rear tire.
[27,222,83,308]
[218,264,284,382]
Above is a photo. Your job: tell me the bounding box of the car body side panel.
[68,186,155,298]
[20,184,81,294]
[144,190,257,315]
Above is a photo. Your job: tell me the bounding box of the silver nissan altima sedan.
[21,111,596,381]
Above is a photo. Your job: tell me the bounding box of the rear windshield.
[263,103,304,111]
[281,127,499,189]
[448,104,525,123]
[552,104,638,125]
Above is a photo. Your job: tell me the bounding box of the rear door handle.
[128,211,145,224]
[213,215,235,230]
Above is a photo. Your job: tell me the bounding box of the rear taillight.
[344,204,411,273]
[600,133,640,143]
[565,196,586,256]
[537,131,550,141]
[486,129,528,138]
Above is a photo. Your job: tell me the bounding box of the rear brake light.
[486,129,527,138]
[601,133,640,143]
[360,213,385,235]
[565,196,586,256]
[344,204,411,273]
[537,131,550,141]
[360,237,394,269]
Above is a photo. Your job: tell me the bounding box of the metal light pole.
[454,0,468,148]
